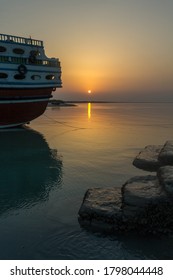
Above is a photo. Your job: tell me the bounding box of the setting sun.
[88,90,91,94]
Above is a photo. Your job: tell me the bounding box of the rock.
[78,140,173,235]
[133,145,162,171]
[157,166,173,195]
[133,141,173,171]
[122,175,163,219]
[78,187,122,231]
[158,141,173,165]
[78,176,173,235]
[122,175,173,234]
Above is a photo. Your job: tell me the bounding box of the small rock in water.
[133,145,162,171]
[78,187,122,231]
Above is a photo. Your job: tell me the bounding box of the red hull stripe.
[0,88,53,98]
[0,100,48,127]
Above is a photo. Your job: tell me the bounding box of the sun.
[88,90,92,94]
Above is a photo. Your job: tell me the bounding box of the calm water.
[1,103,173,260]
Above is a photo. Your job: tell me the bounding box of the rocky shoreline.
[78,141,173,235]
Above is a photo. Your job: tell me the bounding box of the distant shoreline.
[48,100,77,107]
[50,99,173,105]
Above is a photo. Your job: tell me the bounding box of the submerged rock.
[133,145,162,171]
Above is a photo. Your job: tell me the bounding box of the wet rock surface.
[78,141,173,235]
[78,187,122,231]
[133,141,173,171]
[158,141,173,165]
[133,145,162,171]
[121,175,173,234]
[122,175,162,219]
[157,166,173,195]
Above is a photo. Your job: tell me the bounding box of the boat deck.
[0,33,43,47]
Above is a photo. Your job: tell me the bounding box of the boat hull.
[0,88,52,128]
[0,87,53,99]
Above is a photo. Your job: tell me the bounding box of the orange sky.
[1,0,173,101]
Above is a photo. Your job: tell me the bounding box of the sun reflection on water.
[88,102,91,120]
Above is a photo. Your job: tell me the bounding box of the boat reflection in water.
[0,127,63,215]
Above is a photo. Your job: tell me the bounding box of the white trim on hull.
[0,121,27,129]
[0,97,50,104]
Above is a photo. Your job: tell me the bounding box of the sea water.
[0,102,173,260]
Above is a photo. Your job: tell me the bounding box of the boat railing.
[0,34,43,47]
[0,55,61,67]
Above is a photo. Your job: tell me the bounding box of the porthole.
[13,48,25,55]
[14,74,25,80]
[31,75,41,80]
[0,46,6,52]
[46,74,55,80]
[0,73,8,79]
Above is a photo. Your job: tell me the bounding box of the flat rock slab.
[79,175,173,234]
[78,187,122,231]
[158,166,173,194]
[133,145,162,171]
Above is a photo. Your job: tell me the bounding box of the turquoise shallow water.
[1,103,173,260]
